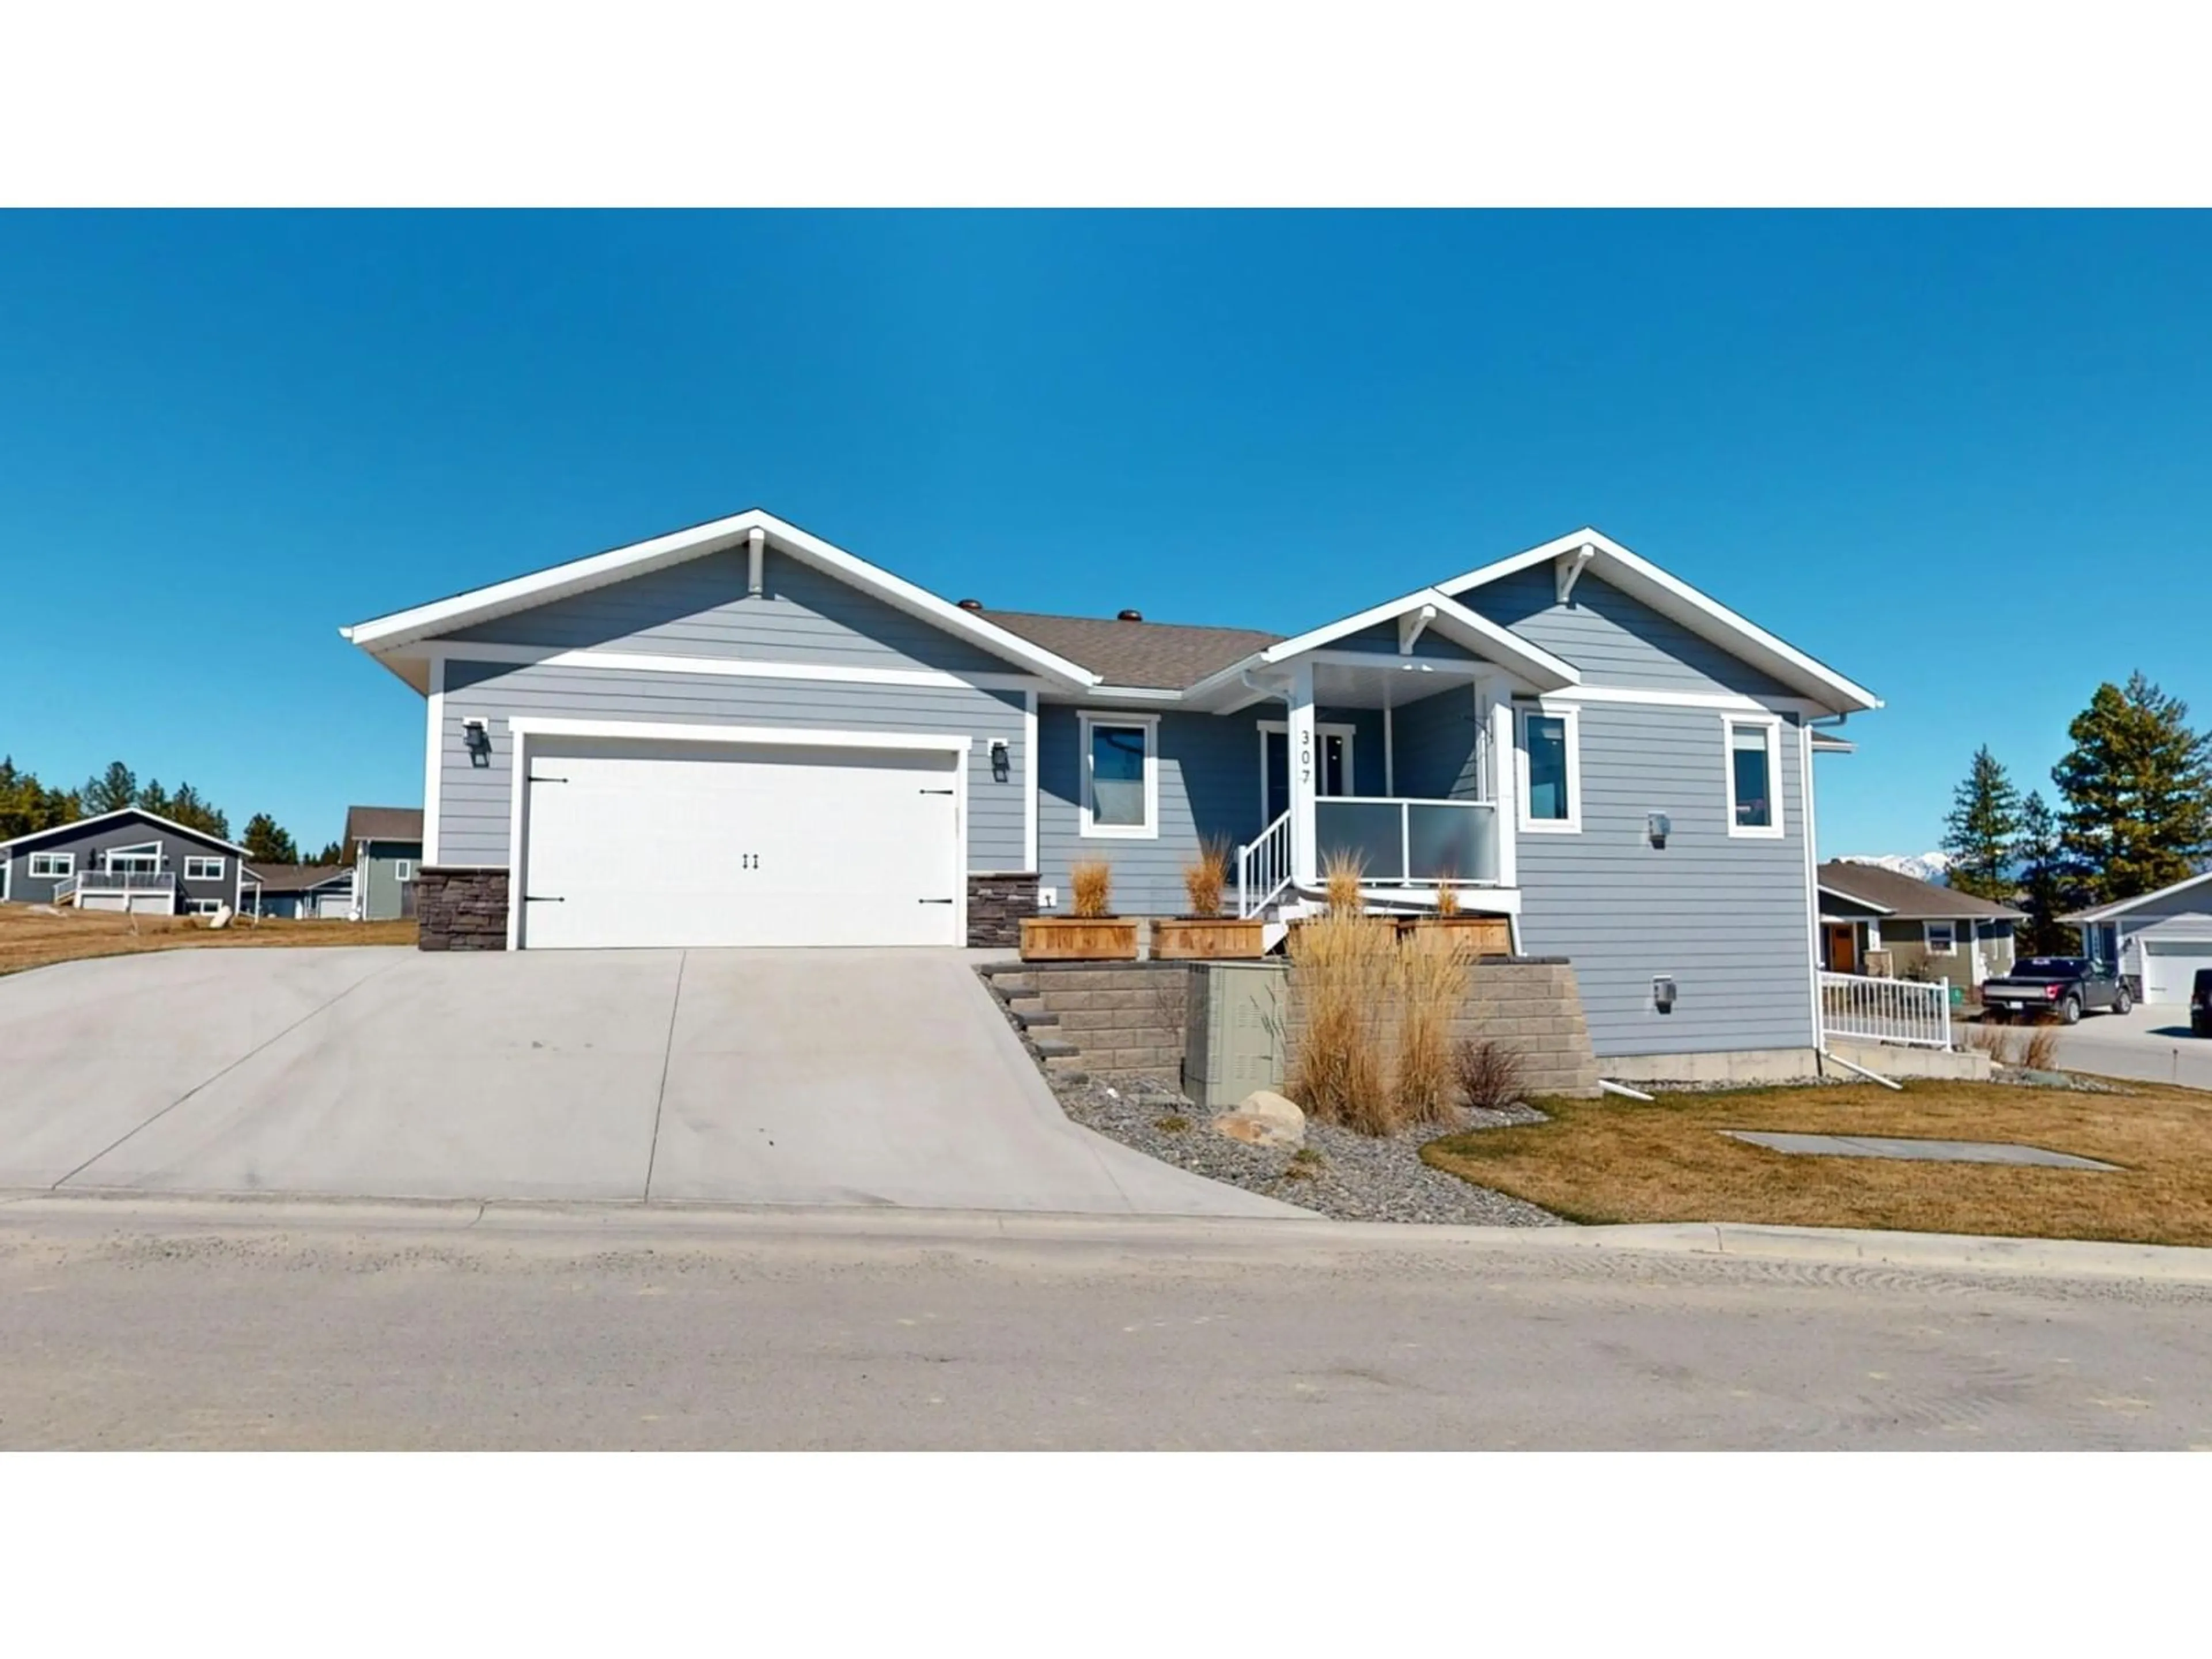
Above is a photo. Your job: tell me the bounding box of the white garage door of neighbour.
[518,735,963,950]
[2143,942,2212,1003]
[315,893,351,919]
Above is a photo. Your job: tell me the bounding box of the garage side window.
[1080,714,1158,839]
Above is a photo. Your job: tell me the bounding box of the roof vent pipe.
[956,598,984,612]
[1117,608,1143,622]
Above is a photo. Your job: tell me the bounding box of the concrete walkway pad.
[1725,1130,2120,1171]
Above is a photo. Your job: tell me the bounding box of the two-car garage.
[510,724,969,950]
[2139,940,2212,1005]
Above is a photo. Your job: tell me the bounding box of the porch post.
[1288,660,1319,886]
[1484,679,1518,889]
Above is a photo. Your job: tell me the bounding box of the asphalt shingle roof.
[343,805,424,845]
[980,609,1282,691]
[245,863,351,894]
[1817,861,2023,922]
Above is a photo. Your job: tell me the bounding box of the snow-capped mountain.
[1835,852,1953,885]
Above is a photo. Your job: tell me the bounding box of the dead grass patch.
[1422,1079,2212,1247]
[0,904,417,978]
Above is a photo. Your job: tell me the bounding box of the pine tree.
[162,782,229,840]
[0,757,82,841]
[1941,745,2022,902]
[243,813,300,865]
[2053,672,2212,905]
[137,777,172,820]
[82,761,137,815]
[311,841,343,868]
[2014,790,2077,955]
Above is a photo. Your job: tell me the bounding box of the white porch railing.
[1820,971,1952,1051]
[55,869,177,900]
[1235,810,1294,918]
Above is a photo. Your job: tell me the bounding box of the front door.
[1262,724,1355,825]
[1825,922,1857,974]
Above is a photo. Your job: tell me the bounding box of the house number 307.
[1297,726,1313,786]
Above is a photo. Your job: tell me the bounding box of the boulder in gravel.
[1238,1090,1305,1134]
[1214,1106,1304,1149]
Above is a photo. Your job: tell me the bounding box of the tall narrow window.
[1726,718,1783,838]
[1517,706,1580,832]
[1080,714,1158,838]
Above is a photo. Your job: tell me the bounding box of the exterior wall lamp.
[463,717,493,768]
[988,738,1010,783]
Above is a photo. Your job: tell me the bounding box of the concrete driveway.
[2045,1002,2212,1092]
[0,946,1295,1218]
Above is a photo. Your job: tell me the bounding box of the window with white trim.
[395,859,414,882]
[1924,920,1957,956]
[1079,713,1158,839]
[185,897,224,916]
[184,855,225,881]
[1516,705,1580,832]
[27,851,74,878]
[1725,717,1784,838]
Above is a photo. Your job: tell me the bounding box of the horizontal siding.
[444,547,1013,677]
[1465,567,1795,697]
[1391,685,1483,801]
[1516,702,1817,1057]
[438,658,1025,870]
[1334,619,1480,662]
[1035,704,1385,915]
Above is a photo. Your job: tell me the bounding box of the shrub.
[1182,836,1229,917]
[1070,858,1113,919]
[1287,908,1396,1133]
[1395,928,1475,1125]
[2023,1023,2062,1072]
[1455,1036,1529,1113]
[1323,848,1366,915]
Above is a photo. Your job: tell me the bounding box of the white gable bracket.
[1555,542,1596,605]
[1397,603,1437,656]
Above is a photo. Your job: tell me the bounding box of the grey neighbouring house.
[2062,868,2212,1004]
[243,862,355,919]
[340,509,1881,1074]
[0,806,251,915]
[343,804,423,920]
[1816,859,2021,988]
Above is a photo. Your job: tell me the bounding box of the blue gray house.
[243,862,355,919]
[2064,869,2212,1004]
[343,804,423,921]
[342,509,1880,1071]
[0,806,251,915]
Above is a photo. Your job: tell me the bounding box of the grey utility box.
[1183,961,1289,1109]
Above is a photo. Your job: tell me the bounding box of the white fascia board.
[421,640,1050,694]
[0,805,252,857]
[502,717,973,754]
[1437,528,1883,715]
[340,509,1101,690]
[2062,868,2212,922]
[1816,883,1896,916]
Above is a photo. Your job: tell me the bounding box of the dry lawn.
[0,903,416,978]
[1422,1078,2212,1247]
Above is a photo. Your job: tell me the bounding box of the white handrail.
[1236,809,1294,918]
[1819,971,1952,1051]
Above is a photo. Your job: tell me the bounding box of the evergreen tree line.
[1940,672,2212,954]
[0,757,339,867]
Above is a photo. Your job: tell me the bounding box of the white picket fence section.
[1819,971,1953,1051]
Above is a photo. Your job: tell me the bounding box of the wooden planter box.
[1398,914,1513,955]
[1149,916,1268,960]
[1019,916,1140,961]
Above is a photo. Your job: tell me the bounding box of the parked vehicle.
[2192,968,2212,1037]
[1982,956,2130,1025]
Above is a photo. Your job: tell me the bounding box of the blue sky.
[2,210,2206,855]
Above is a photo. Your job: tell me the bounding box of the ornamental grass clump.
[1395,929,1476,1125]
[1070,858,1114,919]
[1287,907,1396,1134]
[1323,849,1366,915]
[1182,836,1229,917]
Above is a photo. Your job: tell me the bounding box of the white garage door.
[517,733,964,950]
[2142,942,2212,1003]
[314,892,352,919]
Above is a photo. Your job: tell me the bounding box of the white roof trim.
[340,509,1100,690]
[1181,586,1580,706]
[1815,882,1895,916]
[1436,528,1881,715]
[2062,868,2212,923]
[0,805,252,856]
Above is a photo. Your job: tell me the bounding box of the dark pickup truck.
[1981,956,2132,1024]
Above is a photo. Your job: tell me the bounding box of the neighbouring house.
[243,863,355,919]
[343,805,423,920]
[340,509,1881,1072]
[1816,859,2021,988]
[2063,869,2212,1003]
[0,806,251,916]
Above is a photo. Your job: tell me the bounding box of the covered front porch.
[1176,586,1581,927]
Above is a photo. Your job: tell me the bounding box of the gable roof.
[2061,867,2212,923]
[0,805,251,857]
[246,863,353,894]
[982,610,1283,691]
[1817,861,2022,922]
[341,509,1099,691]
[1439,529,1881,714]
[1238,586,1581,694]
[344,805,424,845]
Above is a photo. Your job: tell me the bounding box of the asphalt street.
[5,1200,2209,1450]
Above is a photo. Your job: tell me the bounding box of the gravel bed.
[1051,1072,1564,1227]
